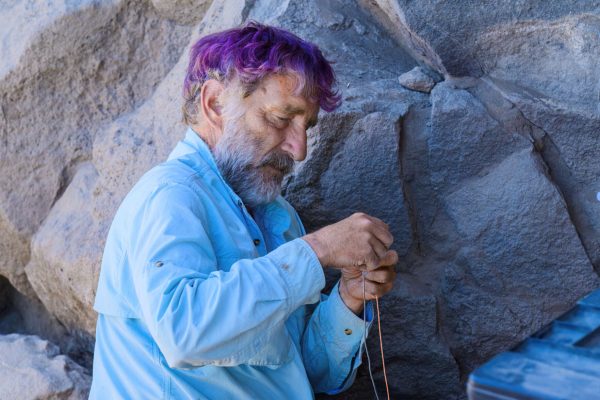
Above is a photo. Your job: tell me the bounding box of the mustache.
[258,151,295,174]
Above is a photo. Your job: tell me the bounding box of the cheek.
[244,114,282,154]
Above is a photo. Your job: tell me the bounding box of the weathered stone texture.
[441,148,598,373]
[1,0,600,399]
[150,0,213,25]
[428,81,532,193]
[27,163,102,337]
[0,334,91,400]
[0,0,190,296]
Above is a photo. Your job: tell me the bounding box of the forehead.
[247,73,319,116]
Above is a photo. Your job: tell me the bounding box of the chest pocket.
[207,218,258,271]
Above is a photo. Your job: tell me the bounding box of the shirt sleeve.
[128,182,326,368]
[301,279,374,394]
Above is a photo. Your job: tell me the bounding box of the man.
[90,22,397,399]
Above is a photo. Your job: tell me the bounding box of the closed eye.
[268,114,291,129]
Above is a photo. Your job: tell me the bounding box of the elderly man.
[90,22,397,399]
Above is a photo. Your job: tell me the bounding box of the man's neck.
[190,123,220,149]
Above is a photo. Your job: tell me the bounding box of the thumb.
[380,250,398,267]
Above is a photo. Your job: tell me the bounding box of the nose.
[281,126,307,161]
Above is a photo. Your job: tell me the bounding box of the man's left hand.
[338,255,398,316]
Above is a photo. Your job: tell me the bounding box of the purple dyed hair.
[182,21,341,125]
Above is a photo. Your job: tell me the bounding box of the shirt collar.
[168,127,292,237]
[168,127,220,174]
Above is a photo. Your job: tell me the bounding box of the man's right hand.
[302,212,396,270]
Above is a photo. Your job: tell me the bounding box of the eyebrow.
[279,105,319,129]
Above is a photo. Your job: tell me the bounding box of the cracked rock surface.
[1,0,599,399]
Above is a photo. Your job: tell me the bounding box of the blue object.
[90,128,374,399]
[468,288,600,400]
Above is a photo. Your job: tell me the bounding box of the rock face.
[150,0,213,24]
[442,148,598,373]
[1,0,600,399]
[0,0,190,297]
[27,163,102,338]
[0,334,91,400]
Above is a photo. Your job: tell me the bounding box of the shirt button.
[154,261,164,268]
[253,239,261,246]
[344,328,352,335]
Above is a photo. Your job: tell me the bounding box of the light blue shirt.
[90,128,373,399]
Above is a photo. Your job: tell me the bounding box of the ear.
[200,79,225,131]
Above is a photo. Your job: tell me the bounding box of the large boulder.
[370,1,600,77]
[26,164,103,339]
[0,0,190,295]
[486,78,600,272]
[428,81,532,193]
[441,148,599,373]
[0,334,91,400]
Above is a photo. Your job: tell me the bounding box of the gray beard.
[213,120,294,209]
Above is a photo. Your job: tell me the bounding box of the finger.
[343,264,366,272]
[341,265,364,277]
[365,251,380,270]
[367,214,389,231]
[355,213,394,248]
[369,236,388,260]
[379,250,398,266]
[364,280,394,299]
[368,221,394,249]
[365,266,397,284]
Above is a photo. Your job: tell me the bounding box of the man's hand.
[302,212,395,270]
[302,212,398,315]
[338,263,397,315]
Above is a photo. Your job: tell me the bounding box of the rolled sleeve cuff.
[325,281,374,344]
[268,238,326,309]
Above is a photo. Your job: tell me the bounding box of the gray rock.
[319,110,413,255]
[428,81,532,194]
[398,66,437,93]
[481,16,600,115]
[484,77,600,271]
[370,1,600,75]
[441,148,599,372]
[368,285,462,398]
[0,216,32,296]
[0,334,91,400]
[368,1,600,114]
[0,282,75,367]
[150,0,213,25]
[26,163,103,337]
